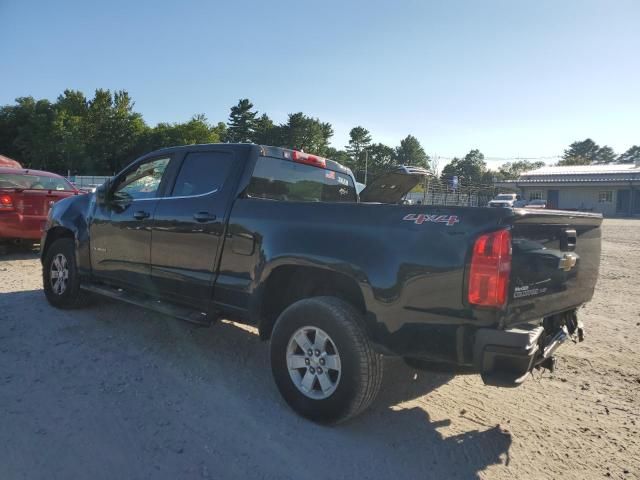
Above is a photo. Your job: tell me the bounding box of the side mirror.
[95,178,112,205]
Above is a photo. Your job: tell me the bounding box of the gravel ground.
[0,218,638,480]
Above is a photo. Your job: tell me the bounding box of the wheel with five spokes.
[43,238,88,309]
[270,296,383,424]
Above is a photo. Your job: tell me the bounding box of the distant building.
[496,162,640,216]
[0,154,22,168]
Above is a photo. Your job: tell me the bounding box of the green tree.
[84,89,147,174]
[395,135,429,169]
[559,139,600,165]
[56,89,88,117]
[594,145,616,164]
[145,114,221,151]
[278,112,333,155]
[52,90,89,174]
[440,149,487,184]
[226,98,257,143]
[344,126,373,181]
[498,160,546,179]
[251,113,277,145]
[345,126,372,157]
[324,147,352,168]
[366,143,397,179]
[618,145,640,164]
[8,97,59,170]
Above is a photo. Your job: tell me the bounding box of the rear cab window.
[247,157,357,203]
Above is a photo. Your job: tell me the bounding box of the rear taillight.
[0,193,14,211]
[291,150,327,169]
[468,229,511,308]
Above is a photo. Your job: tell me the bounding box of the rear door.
[90,156,173,290]
[506,210,602,326]
[149,149,244,310]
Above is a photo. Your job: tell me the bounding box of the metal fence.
[67,175,110,189]
[404,177,512,207]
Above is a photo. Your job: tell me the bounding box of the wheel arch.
[255,264,368,341]
[40,226,75,264]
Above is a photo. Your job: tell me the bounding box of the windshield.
[494,194,515,201]
[0,173,75,191]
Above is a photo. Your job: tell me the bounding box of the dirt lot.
[1,219,638,480]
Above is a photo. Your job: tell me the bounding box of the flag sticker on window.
[325,171,336,180]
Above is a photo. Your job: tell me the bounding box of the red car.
[0,167,80,242]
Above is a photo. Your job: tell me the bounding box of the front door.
[547,189,559,209]
[90,156,172,290]
[617,189,630,215]
[150,149,241,310]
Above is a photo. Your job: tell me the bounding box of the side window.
[171,151,234,197]
[247,157,357,203]
[115,157,170,200]
[529,191,543,201]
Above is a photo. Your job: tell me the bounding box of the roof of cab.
[142,143,354,176]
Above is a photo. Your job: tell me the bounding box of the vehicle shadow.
[0,242,40,259]
[0,290,512,480]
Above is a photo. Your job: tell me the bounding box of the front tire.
[270,297,383,424]
[43,238,88,309]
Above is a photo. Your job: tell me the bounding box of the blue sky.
[1,0,638,168]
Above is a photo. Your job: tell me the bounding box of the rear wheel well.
[258,266,366,340]
[41,227,74,262]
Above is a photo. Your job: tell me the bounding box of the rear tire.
[43,238,88,309]
[270,297,383,424]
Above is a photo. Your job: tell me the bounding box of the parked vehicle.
[526,199,547,209]
[41,144,602,423]
[0,155,22,169]
[0,167,80,243]
[488,193,526,208]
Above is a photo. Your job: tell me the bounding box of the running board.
[80,283,213,326]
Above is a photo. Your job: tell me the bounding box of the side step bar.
[80,283,213,326]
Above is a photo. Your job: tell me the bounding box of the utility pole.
[363,149,369,185]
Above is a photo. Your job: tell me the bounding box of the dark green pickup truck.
[41,144,602,423]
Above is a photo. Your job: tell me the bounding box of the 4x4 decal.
[403,213,460,226]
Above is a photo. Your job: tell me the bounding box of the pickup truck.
[488,193,526,208]
[41,144,602,424]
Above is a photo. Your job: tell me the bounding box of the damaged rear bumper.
[473,313,584,387]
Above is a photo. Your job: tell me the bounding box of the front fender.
[41,194,94,276]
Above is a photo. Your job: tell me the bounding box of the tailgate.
[505,209,602,326]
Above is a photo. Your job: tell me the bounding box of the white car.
[488,193,526,208]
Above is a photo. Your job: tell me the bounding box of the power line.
[431,154,562,162]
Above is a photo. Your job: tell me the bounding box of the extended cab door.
[90,156,173,290]
[149,148,243,310]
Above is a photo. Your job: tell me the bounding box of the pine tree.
[395,135,429,168]
[226,99,257,143]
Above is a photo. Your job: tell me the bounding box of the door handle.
[133,210,150,220]
[193,211,217,223]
